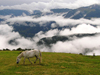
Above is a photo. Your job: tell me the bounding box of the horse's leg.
[38,57,41,64]
[35,56,41,64]
[28,58,33,64]
[23,57,26,64]
[34,55,38,63]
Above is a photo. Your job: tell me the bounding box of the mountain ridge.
[0,4,100,38]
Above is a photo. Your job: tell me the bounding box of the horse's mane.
[17,52,23,58]
[19,52,22,54]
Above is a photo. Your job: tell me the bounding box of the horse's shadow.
[17,63,44,66]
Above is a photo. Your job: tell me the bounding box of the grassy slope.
[0,51,100,75]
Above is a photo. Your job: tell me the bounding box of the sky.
[0,0,99,10]
[0,0,78,6]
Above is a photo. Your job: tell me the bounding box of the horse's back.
[22,49,40,57]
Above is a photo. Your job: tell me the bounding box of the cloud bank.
[0,23,100,55]
[5,15,100,27]
[0,0,99,11]
[51,35,100,55]
[34,24,100,55]
[0,24,35,50]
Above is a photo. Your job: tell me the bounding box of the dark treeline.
[37,33,100,46]
[0,48,32,51]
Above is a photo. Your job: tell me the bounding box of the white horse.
[16,49,42,64]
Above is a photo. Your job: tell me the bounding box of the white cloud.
[32,23,100,55]
[0,24,36,50]
[73,0,99,8]
[1,9,100,55]
[0,15,12,19]
[86,50,100,56]
[0,23,100,55]
[0,0,75,6]
[5,15,100,27]
[33,24,100,40]
[51,23,57,28]
[33,29,59,42]
[59,24,100,36]
[0,0,99,11]
[51,35,100,55]
[6,16,33,23]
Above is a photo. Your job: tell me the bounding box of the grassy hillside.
[0,51,100,75]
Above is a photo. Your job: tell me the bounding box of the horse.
[16,49,42,64]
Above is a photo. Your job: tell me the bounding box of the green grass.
[0,51,100,75]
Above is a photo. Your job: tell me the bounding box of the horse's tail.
[39,50,42,63]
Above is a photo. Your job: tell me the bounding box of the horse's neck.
[18,53,23,58]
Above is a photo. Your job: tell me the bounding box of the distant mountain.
[0,9,30,16]
[51,8,70,13]
[31,4,100,19]
[63,4,100,19]
[0,4,100,19]
[1,4,100,38]
[0,9,31,22]
[10,21,74,37]
[88,4,100,9]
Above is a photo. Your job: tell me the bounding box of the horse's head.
[16,57,20,64]
[16,52,23,64]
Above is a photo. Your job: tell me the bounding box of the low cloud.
[32,23,100,55]
[51,35,100,55]
[0,24,35,50]
[5,15,100,27]
[0,15,12,19]
[59,24,100,36]
[0,0,99,11]
[0,23,100,55]
[1,12,100,56]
